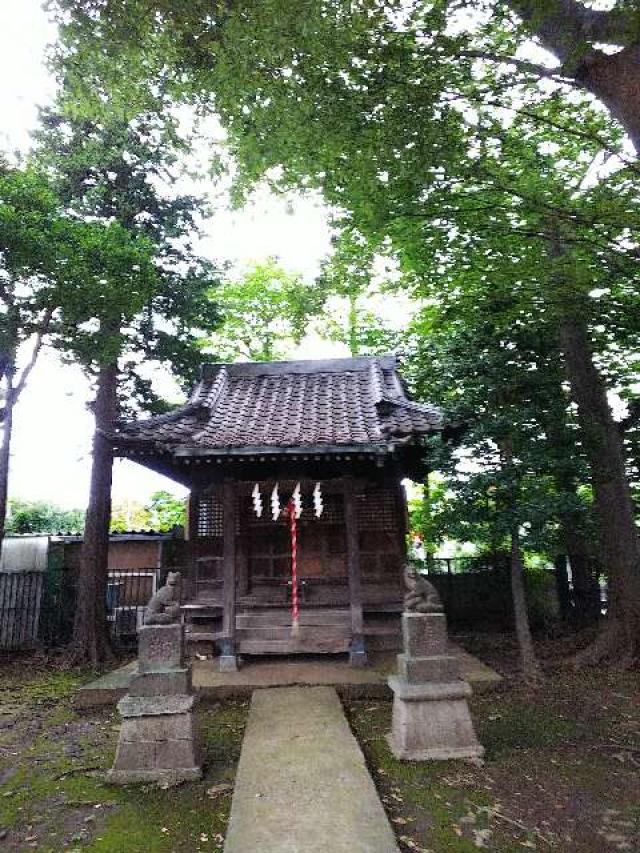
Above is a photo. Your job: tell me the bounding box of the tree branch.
[505,1,636,64]
[457,49,574,85]
[12,306,55,402]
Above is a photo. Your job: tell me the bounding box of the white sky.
[0,0,345,509]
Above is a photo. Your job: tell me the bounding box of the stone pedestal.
[108,624,202,785]
[218,637,239,673]
[349,635,368,668]
[387,612,484,762]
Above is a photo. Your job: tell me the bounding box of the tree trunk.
[559,312,640,662]
[500,439,544,683]
[575,45,640,155]
[511,524,543,684]
[347,293,359,356]
[72,361,118,667]
[506,2,640,153]
[553,554,572,621]
[0,306,53,546]
[565,529,601,624]
[0,370,15,546]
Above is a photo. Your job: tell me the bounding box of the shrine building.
[112,356,441,669]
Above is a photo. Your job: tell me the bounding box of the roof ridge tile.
[113,357,441,454]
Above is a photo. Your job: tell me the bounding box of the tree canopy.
[204,258,321,362]
[44,0,640,662]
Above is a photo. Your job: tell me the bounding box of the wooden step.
[238,636,351,655]
[236,609,350,628]
[237,625,351,642]
[185,631,224,643]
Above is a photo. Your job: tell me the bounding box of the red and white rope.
[288,499,300,636]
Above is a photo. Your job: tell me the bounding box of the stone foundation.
[387,612,484,762]
[108,624,201,785]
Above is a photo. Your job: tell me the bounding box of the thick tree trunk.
[559,312,640,661]
[576,45,640,155]
[506,2,640,153]
[565,528,601,624]
[553,554,572,620]
[510,525,543,684]
[72,362,118,667]
[0,374,14,546]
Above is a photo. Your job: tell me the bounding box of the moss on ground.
[2,655,639,852]
[0,661,249,852]
[346,668,640,853]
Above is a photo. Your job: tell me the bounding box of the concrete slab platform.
[75,645,501,708]
[224,686,399,853]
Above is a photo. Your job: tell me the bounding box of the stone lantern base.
[387,677,484,761]
[108,624,201,785]
[387,612,484,762]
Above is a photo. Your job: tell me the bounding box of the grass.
[346,666,640,853]
[0,659,249,852]
[1,649,639,852]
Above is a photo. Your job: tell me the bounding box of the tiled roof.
[113,356,441,455]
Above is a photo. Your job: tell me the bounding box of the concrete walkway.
[224,686,399,853]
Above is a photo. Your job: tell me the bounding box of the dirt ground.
[0,635,638,853]
[347,632,640,853]
[0,654,248,852]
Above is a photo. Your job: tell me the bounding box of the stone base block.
[387,676,484,763]
[219,655,239,673]
[138,624,184,673]
[385,734,484,762]
[107,766,202,786]
[397,653,459,684]
[117,693,195,718]
[119,711,196,743]
[128,668,192,697]
[403,612,448,657]
[109,706,201,786]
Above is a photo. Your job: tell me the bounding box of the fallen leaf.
[472,828,492,848]
[207,783,233,798]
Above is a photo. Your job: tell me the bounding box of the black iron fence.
[411,555,559,629]
[0,566,169,651]
[106,569,163,647]
[0,571,44,649]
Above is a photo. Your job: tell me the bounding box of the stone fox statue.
[144,571,182,624]
[404,564,443,613]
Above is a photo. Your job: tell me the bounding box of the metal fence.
[0,566,167,651]
[0,571,44,649]
[106,568,163,647]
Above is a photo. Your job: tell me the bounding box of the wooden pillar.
[394,477,410,582]
[185,489,199,602]
[344,475,367,666]
[236,495,249,597]
[220,478,238,671]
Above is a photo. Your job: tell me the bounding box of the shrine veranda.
[111,356,441,668]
